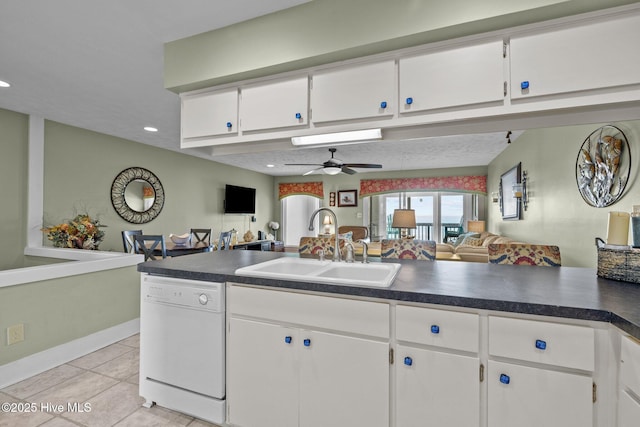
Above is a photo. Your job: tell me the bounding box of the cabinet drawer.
[396,305,479,353]
[228,284,389,339]
[489,316,594,371]
[621,335,640,397]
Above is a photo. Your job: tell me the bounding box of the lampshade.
[322,215,333,225]
[391,209,417,228]
[467,220,486,233]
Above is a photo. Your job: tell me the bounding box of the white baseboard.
[0,318,140,389]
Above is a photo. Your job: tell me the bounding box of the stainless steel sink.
[235,257,401,288]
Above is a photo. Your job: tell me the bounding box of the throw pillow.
[452,232,480,247]
[338,231,353,241]
[462,236,484,247]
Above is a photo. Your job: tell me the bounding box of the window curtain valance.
[279,182,324,199]
[360,176,487,197]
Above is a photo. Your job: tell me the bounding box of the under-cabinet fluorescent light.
[291,128,382,146]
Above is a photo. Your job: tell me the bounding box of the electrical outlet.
[7,323,24,345]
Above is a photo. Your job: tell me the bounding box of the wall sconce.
[512,170,529,211]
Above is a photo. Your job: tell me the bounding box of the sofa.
[436,232,523,263]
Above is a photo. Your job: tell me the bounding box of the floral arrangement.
[42,214,106,250]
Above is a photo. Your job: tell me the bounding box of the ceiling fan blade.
[341,166,357,175]
[303,167,323,176]
[343,163,382,169]
[285,163,324,166]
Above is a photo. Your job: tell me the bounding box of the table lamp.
[323,215,333,234]
[467,220,486,233]
[392,209,416,239]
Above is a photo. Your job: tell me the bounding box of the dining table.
[161,241,214,257]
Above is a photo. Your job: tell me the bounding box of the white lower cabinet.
[226,285,390,427]
[298,330,389,427]
[396,344,480,426]
[395,305,480,426]
[619,391,640,427]
[488,360,593,427]
[488,316,595,427]
[226,285,631,427]
[619,336,640,427]
[227,318,298,427]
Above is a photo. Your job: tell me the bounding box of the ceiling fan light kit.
[287,147,383,176]
[291,128,382,146]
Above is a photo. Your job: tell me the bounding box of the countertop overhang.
[137,251,640,339]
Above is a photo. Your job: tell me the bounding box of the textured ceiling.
[0,0,521,177]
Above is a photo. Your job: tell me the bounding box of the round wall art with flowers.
[575,125,630,208]
[41,214,106,250]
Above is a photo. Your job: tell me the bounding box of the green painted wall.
[165,0,637,92]
[43,120,275,251]
[0,267,139,365]
[488,120,640,267]
[1,108,275,366]
[0,108,28,270]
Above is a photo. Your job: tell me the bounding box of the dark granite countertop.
[137,251,640,339]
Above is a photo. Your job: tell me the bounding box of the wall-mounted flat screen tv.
[224,184,256,214]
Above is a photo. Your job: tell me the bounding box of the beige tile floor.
[0,334,222,427]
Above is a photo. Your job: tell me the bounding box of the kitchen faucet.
[308,208,340,261]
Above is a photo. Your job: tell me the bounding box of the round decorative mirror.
[111,167,164,223]
[575,125,631,208]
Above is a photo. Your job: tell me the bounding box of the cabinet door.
[396,344,480,427]
[621,335,640,396]
[181,89,238,138]
[311,60,395,123]
[618,390,640,427]
[227,318,298,427]
[399,40,504,113]
[299,330,389,427]
[510,13,640,100]
[488,361,593,427]
[241,77,308,131]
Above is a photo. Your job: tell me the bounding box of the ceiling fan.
[286,148,383,175]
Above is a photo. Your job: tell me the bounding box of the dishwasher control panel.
[142,275,224,312]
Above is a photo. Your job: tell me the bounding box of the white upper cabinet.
[399,40,505,113]
[311,60,395,123]
[181,88,238,139]
[510,13,640,100]
[240,77,308,132]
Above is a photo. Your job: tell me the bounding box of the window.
[366,192,481,242]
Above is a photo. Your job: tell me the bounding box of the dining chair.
[133,235,167,261]
[487,243,561,266]
[191,228,212,245]
[121,230,143,253]
[380,239,436,261]
[218,231,232,250]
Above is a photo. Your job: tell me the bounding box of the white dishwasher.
[139,274,225,424]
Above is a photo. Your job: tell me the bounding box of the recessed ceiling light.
[266,164,275,168]
[144,126,158,132]
[0,80,10,88]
